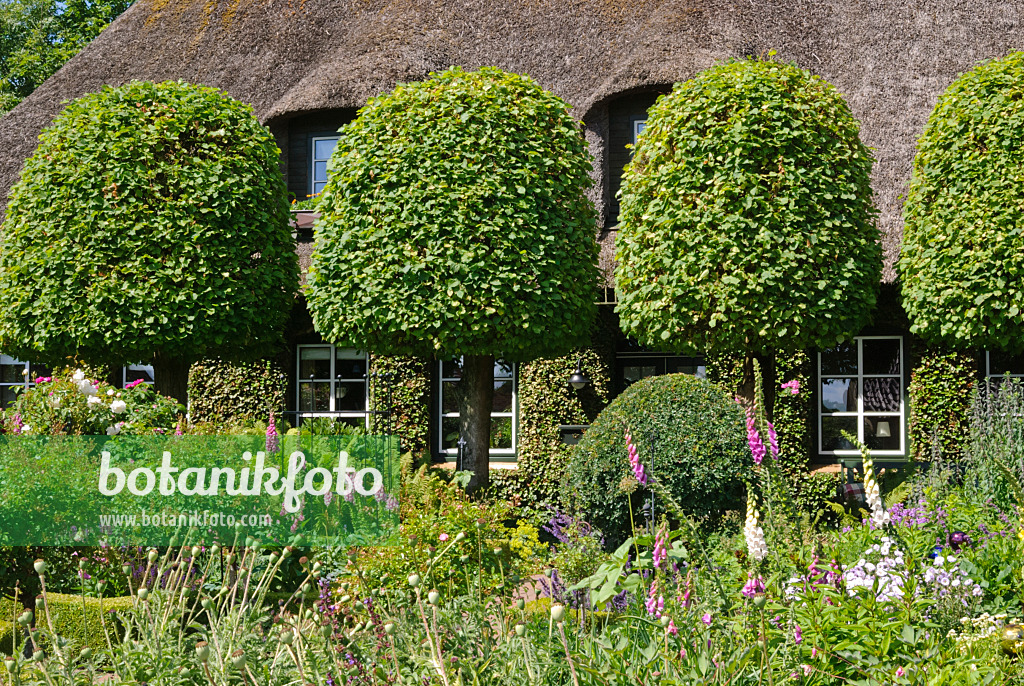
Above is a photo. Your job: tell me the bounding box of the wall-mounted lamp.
[876,421,891,438]
[568,358,591,390]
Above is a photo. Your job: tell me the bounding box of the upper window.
[310,136,339,197]
[437,359,517,462]
[0,355,49,409]
[633,120,646,145]
[296,345,368,428]
[818,336,905,456]
[615,351,705,396]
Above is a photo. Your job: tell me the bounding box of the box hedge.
[567,373,750,546]
[0,593,134,655]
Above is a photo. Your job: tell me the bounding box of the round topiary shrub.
[567,374,750,546]
[0,80,298,404]
[900,51,1024,352]
[616,58,879,357]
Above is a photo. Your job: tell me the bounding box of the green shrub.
[567,374,750,545]
[0,593,133,655]
[900,51,1024,351]
[908,349,976,461]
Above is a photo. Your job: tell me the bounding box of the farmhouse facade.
[0,0,1020,470]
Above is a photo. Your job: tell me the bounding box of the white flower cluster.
[844,537,907,602]
[744,498,768,562]
[923,554,984,602]
[73,369,127,414]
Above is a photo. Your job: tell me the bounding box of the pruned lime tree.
[615,58,881,411]
[308,67,598,494]
[0,80,298,404]
[900,51,1024,353]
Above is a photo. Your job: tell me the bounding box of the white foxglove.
[745,498,768,561]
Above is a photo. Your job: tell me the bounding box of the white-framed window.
[0,355,49,408]
[437,358,517,461]
[633,119,646,145]
[310,136,339,197]
[122,364,155,387]
[296,345,369,428]
[818,336,905,456]
[985,351,1024,379]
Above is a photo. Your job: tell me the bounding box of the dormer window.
[311,136,339,196]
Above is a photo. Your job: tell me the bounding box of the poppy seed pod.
[280,629,294,645]
[79,647,92,661]
[550,604,565,623]
[147,549,158,564]
[137,587,149,601]
[408,574,421,588]
[33,559,47,575]
[455,532,467,542]
[384,622,396,636]
[32,650,44,663]
[230,649,246,669]
[4,657,16,674]
[427,590,440,605]
[515,623,527,637]
[195,642,210,662]
[516,599,525,611]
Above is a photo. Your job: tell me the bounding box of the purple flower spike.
[625,432,648,485]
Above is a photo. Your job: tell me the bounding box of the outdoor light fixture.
[337,375,348,399]
[568,358,591,390]
[876,421,891,438]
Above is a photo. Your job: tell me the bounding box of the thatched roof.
[0,0,1020,281]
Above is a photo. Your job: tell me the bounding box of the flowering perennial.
[625,432,647,485]
[744,498,768,562]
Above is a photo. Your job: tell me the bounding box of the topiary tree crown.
[567,373,750,547]
[307,67,599,493]
[308,66,598,361]
[0,80,298,403]
[615,59,880,360]
[900,51,1024,352]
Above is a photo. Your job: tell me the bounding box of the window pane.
[313,181,326,196]
[820,342,858,375]
[863,339,901,375]
[494,360,513,379]
[441,417,461,450]
[335,381,365,411]
[299,382,330,412]
[821,378,857,413]
[989,351,1024,376]
[821,416,858,451]
[863,378,901,412]
[665,357,703,376]
[865,416,900,451]
[623,364,657,387]
[125,364,154,384]
[491,416,513,450]
[334,352,366,379]
[442,381,461,413]
[441,359,462,379]
[299,347,331,379]
[493,380,513,412]
[314,138,337,160]
[313,161,328,182]
[1,364,25,384]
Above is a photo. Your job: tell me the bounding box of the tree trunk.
[738,351,777,421]
[153,353,191,409]
[458,354,494,497]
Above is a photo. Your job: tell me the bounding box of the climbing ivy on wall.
[187,359,286,426]
[368,355,431,459]
[907,347,975,461]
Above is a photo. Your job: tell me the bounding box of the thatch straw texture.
[0,0,1019,281]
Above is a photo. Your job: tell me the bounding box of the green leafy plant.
[567,373,750,546]
[0,80,299,404]
[187,358,286,426]
[308,66,598,493]
[616,57,880,406]
[900,51,1024,352]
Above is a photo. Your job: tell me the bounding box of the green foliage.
[494,344,612,513]
[187,358,286,426]
[0,80,298,368]
[34,592,134,653]
[616,58,880,355]
[308,66,598,361]
[567,373,750,545]
[367,355,430,458]
[0,0,133,115]
[908,348,975,461]
[901,52,1024,352]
